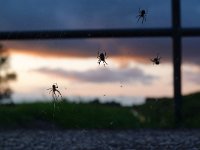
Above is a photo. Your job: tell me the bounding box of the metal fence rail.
[0,0,199,125]
[0,28,200,40]
[0,29,172,39]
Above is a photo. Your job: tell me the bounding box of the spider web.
[47,88,63,149]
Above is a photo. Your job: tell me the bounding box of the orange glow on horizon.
[9,47,153,63]
[6,48,200,101]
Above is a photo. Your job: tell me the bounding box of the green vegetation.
[0,101,140,129]
[0,92,200,129]
[133,92,200,128]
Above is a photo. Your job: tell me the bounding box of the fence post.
[172,0,182,126]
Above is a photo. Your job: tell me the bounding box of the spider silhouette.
[150,54,161,65]
[136,8,148,24]
[97,51,108,66]
[47,83,62,101]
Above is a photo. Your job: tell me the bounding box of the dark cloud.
[183,38,200,65]
[3,38,171,60]
[3,37,200,66]
[1,0,200,65]
[4,39,99,57]
[34,67,157,85]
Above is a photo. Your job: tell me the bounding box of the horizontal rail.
[0,28,200,40]
[0,28,172,40]
[181,28,200,37]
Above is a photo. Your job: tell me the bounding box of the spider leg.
[53,83,58,88]
[150,59,155,65]
[49,89,53,94]
[104,51,108,59]
[142,17,144,24]
[103,63,105,67]
[56,89,62,98]
[137,16,141,23]
[103,61,108,67]
[136,15,140,18]
[156,53,159,58]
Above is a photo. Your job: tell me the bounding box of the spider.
[136,8,148,24]
[97,51,108,66]
[47,83,62,101]
[150,54,161,65]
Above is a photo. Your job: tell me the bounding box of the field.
[0,92,200,129]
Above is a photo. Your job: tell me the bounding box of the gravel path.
[0,129,200,150]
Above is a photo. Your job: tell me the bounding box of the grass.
[0,101,140,129]
[133,92,200,128]
[0,92,200,129]
[133,97,174,128]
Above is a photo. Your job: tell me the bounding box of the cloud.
[4,37,200,66]
[4,38,171,60]
[1,0,200,66]
[183,38,200,65]
[183,70,200,85]
[5,39,100,58]
[34,67,157,85]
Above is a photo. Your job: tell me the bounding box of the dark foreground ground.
[0,129,199,150]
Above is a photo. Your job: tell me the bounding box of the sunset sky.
[0,0,200,104]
